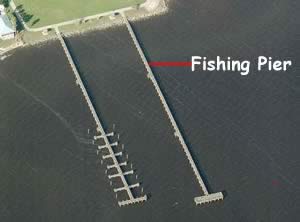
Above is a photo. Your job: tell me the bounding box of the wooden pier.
[55,27,147,207]
[121,13,223,205]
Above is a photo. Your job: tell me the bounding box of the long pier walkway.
[55,27,147,207]
[121,13,223,205]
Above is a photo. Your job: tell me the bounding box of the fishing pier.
[121,12,223,205]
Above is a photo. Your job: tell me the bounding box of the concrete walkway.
[10,0,136,32]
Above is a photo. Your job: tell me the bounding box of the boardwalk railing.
[55,27,147,207]
[121,12,223,205]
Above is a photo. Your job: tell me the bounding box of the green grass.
[0,38,15,49]
[14,0,145,28]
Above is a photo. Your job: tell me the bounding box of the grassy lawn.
[0,38,15,49]
[13,0,145,28]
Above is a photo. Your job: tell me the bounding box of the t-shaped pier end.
[194,192,224,205]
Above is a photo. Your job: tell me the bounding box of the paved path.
[10,0,135,32]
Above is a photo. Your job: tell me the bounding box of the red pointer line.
[149,61,192,67]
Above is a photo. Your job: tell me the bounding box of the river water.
[0,0,299,221]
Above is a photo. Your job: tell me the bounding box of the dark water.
[0,0,299,221]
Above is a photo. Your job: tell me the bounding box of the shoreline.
[0,0,168,57]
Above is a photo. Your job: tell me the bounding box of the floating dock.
[55,27,147,207]
[121,13,223,205]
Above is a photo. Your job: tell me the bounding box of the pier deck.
[121,12,223,205]
[55,27,147,207]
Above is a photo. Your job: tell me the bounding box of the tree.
[0,0,10,8]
